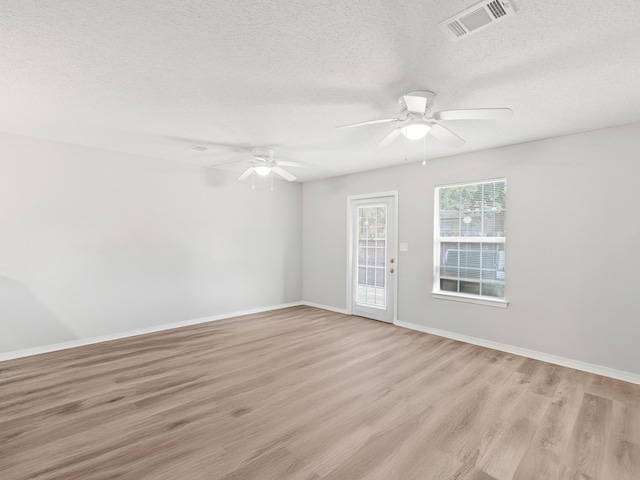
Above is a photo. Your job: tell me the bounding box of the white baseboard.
[0,302,303,363]
[8,304,636,386]
[394,320,640,385]
[299,301,349,315]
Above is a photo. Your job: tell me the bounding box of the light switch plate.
[400,243,408,252]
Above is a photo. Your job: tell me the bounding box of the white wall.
[0,132,302,353]
[5,122,640,376]
[303,122,640,375]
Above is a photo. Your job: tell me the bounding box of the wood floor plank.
[529,362,563,398]
[1,306,639,479]
[477,390,550,479]
[601,400,640,479]
[512,378,583,479]
[563,393,613,479]
[466,471,498,480]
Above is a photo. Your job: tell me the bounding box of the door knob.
[390,268,395,274]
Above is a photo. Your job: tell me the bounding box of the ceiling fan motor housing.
[399,90,436,115]
[251,147,274,161]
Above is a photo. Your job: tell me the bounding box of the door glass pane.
[356,205,386,308]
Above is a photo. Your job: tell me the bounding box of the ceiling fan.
[211,147,308,182]
[336,90,512,149]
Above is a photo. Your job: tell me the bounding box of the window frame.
[433,178,508,308]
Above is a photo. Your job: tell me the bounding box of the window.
[434,179,506,305]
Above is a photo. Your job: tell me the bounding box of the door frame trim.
[346,191,399,322]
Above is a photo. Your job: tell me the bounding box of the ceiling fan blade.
[377,128,402,149]
[272,166,296,181]
[237,167,254,181]
[402,95,427,114]
[436,108,513,121]
[429,124,465,148]
[336,118,400,129]
[276,161,311,169]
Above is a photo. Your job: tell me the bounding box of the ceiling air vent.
[439,0,516,41]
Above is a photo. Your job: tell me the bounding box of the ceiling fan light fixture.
[401,121,431,140]
[254,166,271,176]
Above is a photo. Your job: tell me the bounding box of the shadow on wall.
[0,276,75,353]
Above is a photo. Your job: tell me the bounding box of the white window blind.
[434,179,506,301]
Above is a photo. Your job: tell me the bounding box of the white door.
[349,194,397,323]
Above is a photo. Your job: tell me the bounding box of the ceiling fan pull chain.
[252,170,255,189]
[422,136,426,166]
[271,171,274,191]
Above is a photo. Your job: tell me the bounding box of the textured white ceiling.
[2,1,640,182]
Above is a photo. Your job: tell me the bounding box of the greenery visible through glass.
[439,181,506,238]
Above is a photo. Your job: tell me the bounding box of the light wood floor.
[1,306,639,480]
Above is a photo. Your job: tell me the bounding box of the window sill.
[432,292,509,308]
